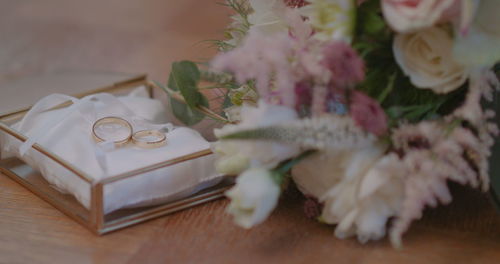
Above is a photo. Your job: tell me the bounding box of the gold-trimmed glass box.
[0,73,232,235]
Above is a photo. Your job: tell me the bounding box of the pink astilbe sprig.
[211,30,297,106]
[454,70,500,125]
[452,70,500,187]
[388,118,496,247]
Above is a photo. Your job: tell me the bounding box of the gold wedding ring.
[92,117,133,147]
[132,130,167,149]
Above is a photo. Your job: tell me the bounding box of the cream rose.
[382,0,456,33]
[393,26,467,94]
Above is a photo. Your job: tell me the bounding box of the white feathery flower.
[213,100,300,175]
[217,114,375,151]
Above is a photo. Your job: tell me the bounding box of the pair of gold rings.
[92,117,167,148]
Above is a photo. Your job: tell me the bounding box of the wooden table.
[1,1,499,263]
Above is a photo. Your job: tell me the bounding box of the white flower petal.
[225,168,280,228]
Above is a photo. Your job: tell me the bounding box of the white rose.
[292,145,405,243]
[225,168,280,228]
[453,0,500,67]
[382,0,456,33]
[394,26,467,94]
[213,100,300,175]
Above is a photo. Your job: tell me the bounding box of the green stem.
[378,72,396,104]
[270,150,317,185]
[199,85,223,90]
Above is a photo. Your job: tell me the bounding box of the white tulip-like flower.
[382,0,455,33]
[292,145,405,243]
[213,100,300,175]
[225,168,281,228]
[393,26,467,94]
[300,0,356,42]
[248,0,288,34]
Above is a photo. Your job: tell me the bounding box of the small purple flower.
[284,0,308,8]
[350,91,388,136]
[321,41,365,88]
[326,87,349,115]
[294,81,313,114]
[303,195,323,219]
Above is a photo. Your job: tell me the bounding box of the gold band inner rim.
[132,130,167,148]
[92,117,133,146]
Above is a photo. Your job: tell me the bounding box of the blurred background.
[0,0,230,85]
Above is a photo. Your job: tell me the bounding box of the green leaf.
[359,5,385,36]
[168,61,202,108]
[170,94,209,126]
[355,0,388,40]
[377,72,396,103]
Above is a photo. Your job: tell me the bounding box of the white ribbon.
[17,92,175,174]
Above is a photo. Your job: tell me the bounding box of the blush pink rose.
[382,0,458,33]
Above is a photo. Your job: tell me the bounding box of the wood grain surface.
[0,1,499,263]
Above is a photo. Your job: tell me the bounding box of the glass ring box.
[0,73,232,235]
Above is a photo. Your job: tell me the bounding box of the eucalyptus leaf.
[168,61,202,108]
[170,94,209,126]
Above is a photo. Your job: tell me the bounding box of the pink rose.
[321,41,365,88]
[382,0,458,33]
[350,91,388,136]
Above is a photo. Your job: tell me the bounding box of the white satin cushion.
[0,88,222,213]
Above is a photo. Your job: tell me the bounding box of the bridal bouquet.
[163,0,500,247]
